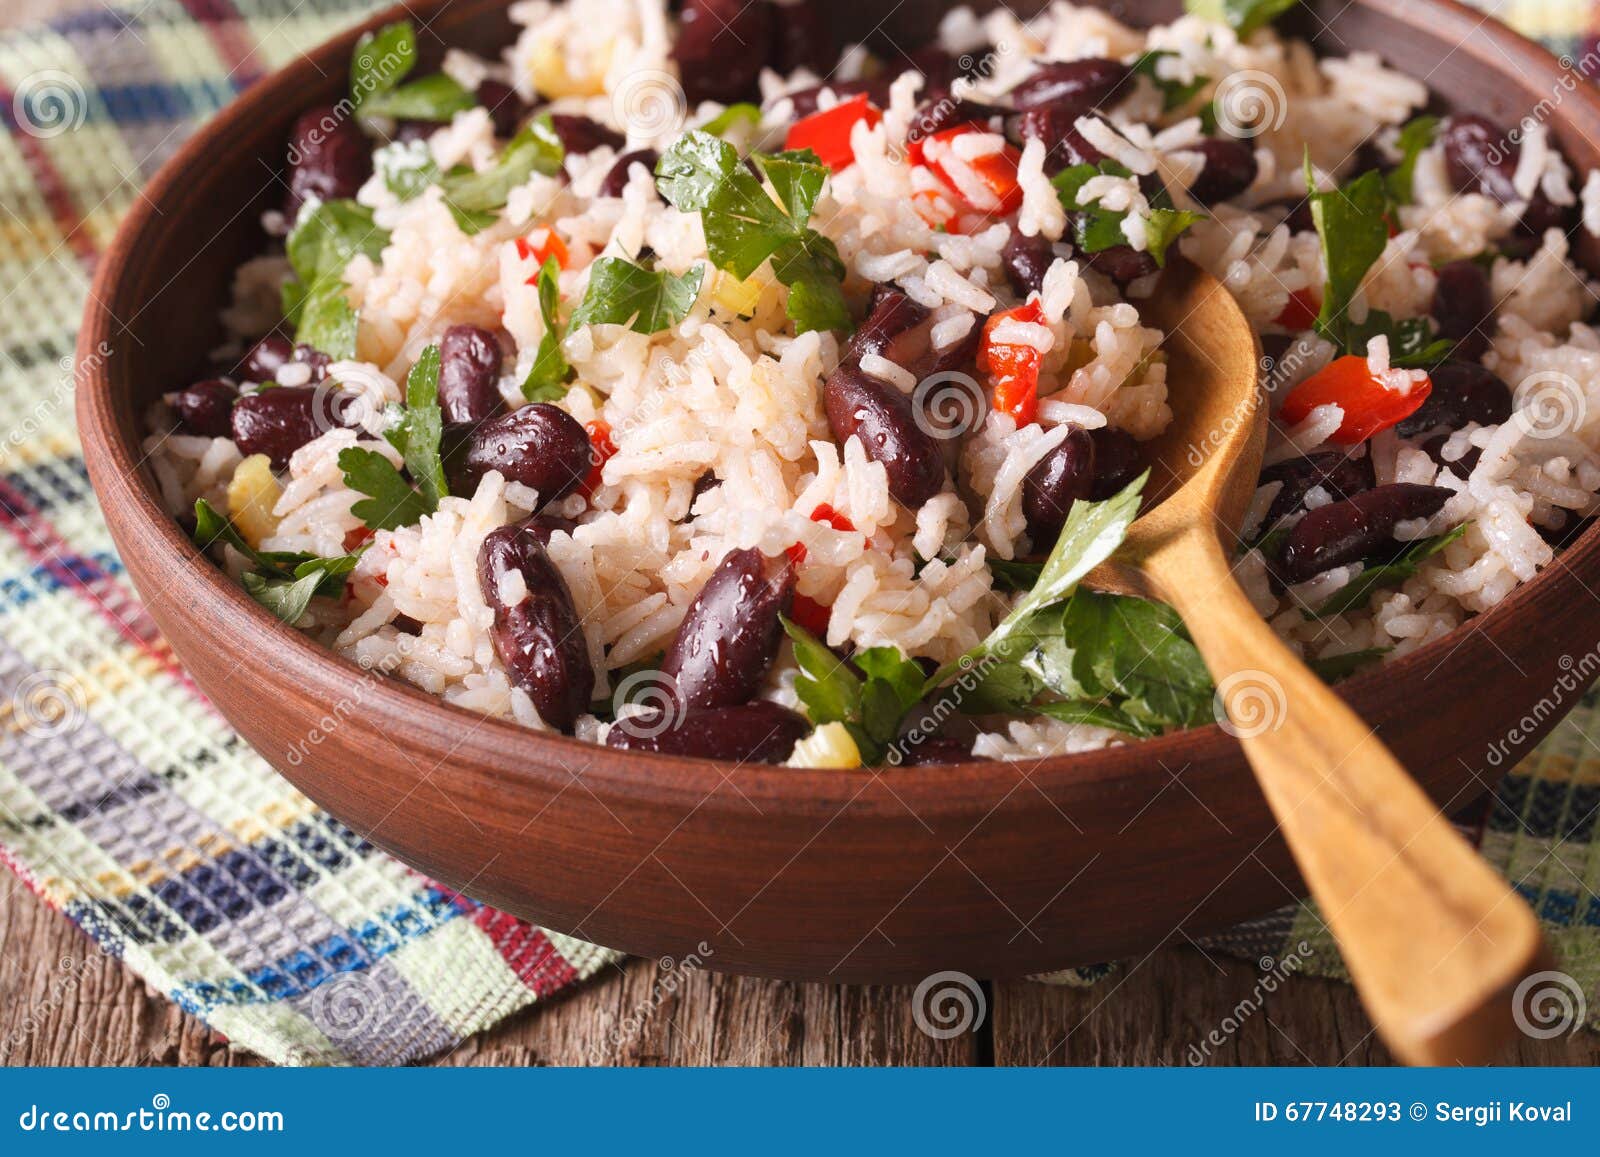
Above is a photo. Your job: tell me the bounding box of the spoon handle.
[1147,525,1549,1066]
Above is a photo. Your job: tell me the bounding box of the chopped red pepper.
[790,592,832,637]
[516,227,569,275]
[784,94,883,171]
[920,125,1023,216]
[979,302,1046,427]
[579,420,617,496]
[342,526,374,552]
[1274,288,1319,332]
[785,542,809,568]
[809,503,856,532]
[1279,354,1433,444]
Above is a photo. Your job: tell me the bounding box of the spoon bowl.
[1089,260,1549,1065]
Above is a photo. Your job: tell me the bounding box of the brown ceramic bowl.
[76,0,1600,981]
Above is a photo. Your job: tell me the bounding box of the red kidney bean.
[1080,245,1158,285]
[545,113,625,156]
[1007,58,1130,113]
[848,288,982,381]
[1442,114,1572,237]
[231,386,350,469]
[476,79,531,139]
[285,105,372,218]
[1022,425,1096,546]
[825,366,948,507]
[477,523,594,732]
[1086,426,1143,500]
[599,148,660,198]
[605,701,809,762]
[896,737,990,766]
[1574,229,1600,281]
[173,379,238,438]
[660,547,795,710]
[1430,259,1494,361]
[1420,433,1482,478]
[459,403,593,502]
[292,344,332,383]
[1279,483,1453,584]
[1013,104,1105,175]
[1258,451,1375,527]
[438,324,505,425]
[237,334,295,383]
[675,0,774,104]
[1395,361,1512,438]
[1001,229,1057,298]
[1185,137,1258,205]
[1262,195,1315,234]
[771,1,834,75]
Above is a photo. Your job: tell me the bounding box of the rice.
[151,0,1600,765]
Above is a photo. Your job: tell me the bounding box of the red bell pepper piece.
[784,94,882,171]
[1279,354,1433,444]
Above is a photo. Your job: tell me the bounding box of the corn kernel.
[529,36,609,98]
[710,269,764,317]
[787,722,862,769]
[227,454,282,548]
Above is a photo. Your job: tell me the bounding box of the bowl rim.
[75,0,1600,820]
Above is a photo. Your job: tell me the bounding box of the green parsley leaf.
[1053,161,1201,267]
[440,117,564,235]
[569,256,705,334]
[194,500,359,620]
[699,102,762,137]
[1306,524,1466,618]
[384,344,449,505]
[282,200,389,359]
[1305,160,1388,348]
[1132,50,1209,111]
[338,446,436,530]
[987,558,1044,592]
[522,256,571,400]
[1045,591,1215,729]
[241,570,324,624]
[350,21,417,112]
[359,74,475,123]
[1385,114,1439,207]
[1034,698,1163,737]
[1341,309,1453,368]
[1185,0,1302,39]
[1306,647,1391,681]
[375,139,445,200]
[780,619,930,765]
[655,132,850,334]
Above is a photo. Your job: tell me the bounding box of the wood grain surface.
[4,0,1597,1067]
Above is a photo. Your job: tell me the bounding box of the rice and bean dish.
[149,0,1600,766]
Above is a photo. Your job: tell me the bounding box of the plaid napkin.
[0,0,1594,1066]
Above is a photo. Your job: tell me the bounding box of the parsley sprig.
[655,133,850,334]
[1052,161,1202,267]
[192,499,359,623]
[337,343,450,531]
[282,200,390,360]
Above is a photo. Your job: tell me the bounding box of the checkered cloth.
[0,0,1594,1066]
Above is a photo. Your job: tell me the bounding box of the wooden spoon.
[1088,259,1549,1065]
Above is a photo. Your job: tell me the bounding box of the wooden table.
[2,0,1596,1068]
